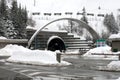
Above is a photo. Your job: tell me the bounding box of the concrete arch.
[28,18,100,48]
[47,36,66,52]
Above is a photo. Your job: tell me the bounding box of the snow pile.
[26,26,36,30]
[7,50,70,65]
[109,33,120,39]
[0,44,30,56]
[116,77,120,80]
[106,60,120,71]
[0,36,7,39]
[66,49,80,54]
[0,44,71,66]
[83,46,114,59]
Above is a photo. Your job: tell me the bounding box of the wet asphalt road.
[0,55,120,80]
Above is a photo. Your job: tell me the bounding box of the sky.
[17,0,120,12]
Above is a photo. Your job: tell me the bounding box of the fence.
[0,39,28,48]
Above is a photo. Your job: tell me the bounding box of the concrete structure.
[27,29,93,52]
[0,39,28,48]
[109,38,120,52]
[28,18,99,49]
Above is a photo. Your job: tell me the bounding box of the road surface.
[0,55,120,80]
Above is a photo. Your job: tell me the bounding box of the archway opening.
[28,18,100,48]
[47,36,66,52]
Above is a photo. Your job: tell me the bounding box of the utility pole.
[34,0,36,6]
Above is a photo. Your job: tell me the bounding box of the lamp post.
[34,0,36,6]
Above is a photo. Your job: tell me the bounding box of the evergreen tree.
[0,17,16,38]
[27,17,36,27]
[0,0,7,18]
[10,0,19,38]
[76,7,88,36]
[81,7,88,24]
[104,13,119,34]
[68,20,75,33]
[11,1,28,39]
[3,19,17,39]
[0,18,5,36]
[17,5,27,38]
[0,0,9,37]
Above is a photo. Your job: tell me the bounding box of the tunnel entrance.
[47,36,66,52]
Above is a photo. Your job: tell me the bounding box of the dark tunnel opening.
[47,36,66,52]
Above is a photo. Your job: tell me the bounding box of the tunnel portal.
[47,36,66,52]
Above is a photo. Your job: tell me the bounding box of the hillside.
[16,0,119,39]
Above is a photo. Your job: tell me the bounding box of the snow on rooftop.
[0,44,71,66]
[109,32,120,39]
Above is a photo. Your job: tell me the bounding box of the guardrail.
[0,39,28,48]
[91,53,120,60]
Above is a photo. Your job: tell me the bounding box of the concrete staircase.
[27,29,93,53]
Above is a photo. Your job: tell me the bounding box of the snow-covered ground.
[0,44,71,66]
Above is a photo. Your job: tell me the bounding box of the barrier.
[91,53,120,60]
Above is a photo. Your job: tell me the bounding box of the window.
[44,13,52,16]
[32,12,40,15]
[97,14,104,17]
[54,13,62,16]
[77,12,82,15]
[87,13,94,16]
[65,12,73,15]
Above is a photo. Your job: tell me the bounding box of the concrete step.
[27,29,93,51]
[67,46,91,49]
[65,41,93,44]
[66,44,91,47]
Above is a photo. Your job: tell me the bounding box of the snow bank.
[26,26,36,30]
[66,49,80,54]
[106,61,120,71]
[1,44,71,66]
[116,77,120,80]
[82,46,117,59]
[0,36,7,39]
[7,50,70,66]
[0,44,30,56]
